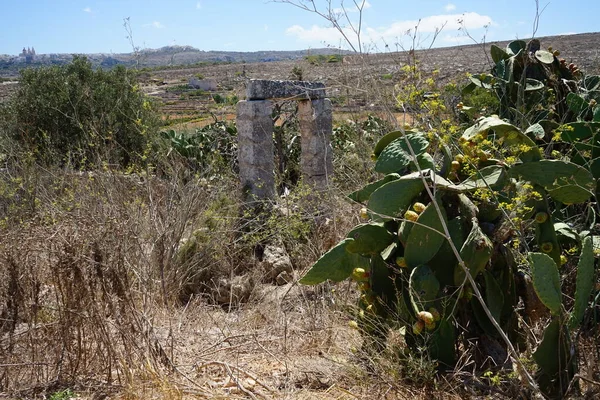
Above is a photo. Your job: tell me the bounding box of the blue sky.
[1,0,598,55]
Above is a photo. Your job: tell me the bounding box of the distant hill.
[0,45,350,77]
[1,32,599,79]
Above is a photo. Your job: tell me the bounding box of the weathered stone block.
[298,98,333,190]
[246,79,326,101]
[237,100,275,201]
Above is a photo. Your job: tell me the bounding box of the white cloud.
[445,4,456,12]
[286,12,493,49]
[144,21,165,29]
[83,7,92,13]
[286,24,346,44]
[196,1,202,9]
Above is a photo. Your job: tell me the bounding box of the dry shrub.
[0,159,239,395]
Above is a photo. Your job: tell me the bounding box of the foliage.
[300,112,600,397]
[2,56,160,169]
[290,65,304,81]
[462,39,600,129]
[161,120,237,177]
[304,54,343,65]
[49,389,75,400]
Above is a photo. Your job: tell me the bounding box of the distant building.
[21,47,36,63]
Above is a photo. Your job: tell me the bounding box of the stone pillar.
[298,98,333,190]
[237,100,275,202]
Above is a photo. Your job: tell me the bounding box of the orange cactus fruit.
[352,268,369,281]
[417,311,435,325]
[428,307,441,322]
[412,320,425,335]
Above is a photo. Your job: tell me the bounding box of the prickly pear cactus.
[569,236,595,329]
[530,252,562,316]
[453,218,493,285]
[403,202,448,268]
[409,265,440,313]
[299,106,597,389]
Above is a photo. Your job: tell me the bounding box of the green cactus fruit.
[395,256,408,268]
[413,202,426,214]
[352,267,369,281]
[409,265,440,313]
[454,219,493,286]
[404,210,419,222]
[535,211,549,223]
[348,320,359,329]
[541,242,554,253]
[560,255,567,266]
[404,202,448,268]
[530,252,562,316]
[359,207,369,220]
[451,160,460,172]
[569,236,595,329]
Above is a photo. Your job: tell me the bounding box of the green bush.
[3,56,160,169]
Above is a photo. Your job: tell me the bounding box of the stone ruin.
[236,79,333,204]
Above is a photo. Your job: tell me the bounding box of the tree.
[5,56,160,169]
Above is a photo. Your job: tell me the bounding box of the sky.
[1,0,599,55]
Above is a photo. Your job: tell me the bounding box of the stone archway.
[236,79,333,203]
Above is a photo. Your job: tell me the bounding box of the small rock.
[261,245,293,283]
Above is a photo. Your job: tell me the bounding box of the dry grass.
[0,155,487,399]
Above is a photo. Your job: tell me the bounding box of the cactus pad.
[569,236,595,328]
[300,239,370,285]
[375,133,429,174]
[409,265,440,313]
[404,202,448,268]
[530,252,562,315]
